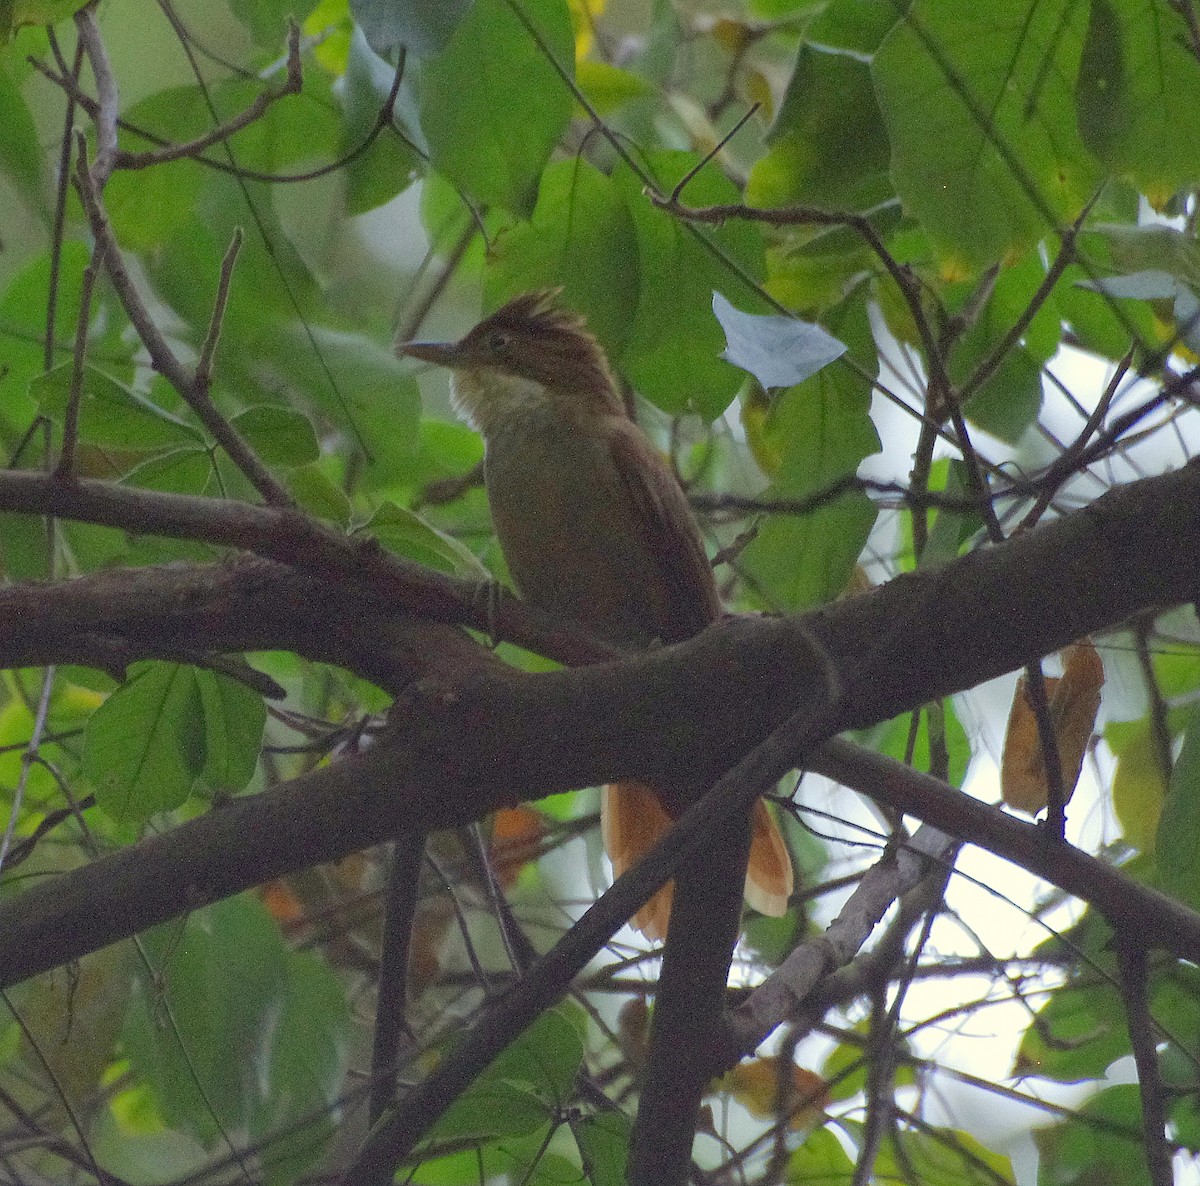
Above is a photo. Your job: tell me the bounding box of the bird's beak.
[397,340,463,367]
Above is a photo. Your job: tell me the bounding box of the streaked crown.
[399,291,625,432]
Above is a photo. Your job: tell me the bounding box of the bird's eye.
[487,332,509,352]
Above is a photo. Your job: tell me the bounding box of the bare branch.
[117,22,302,168]
[54,257,98,480]
[74,3,117,188]
[1118,940,1174,1186]
[196,226,243,389]
[71,134,293,505]
[729,822,959,1055]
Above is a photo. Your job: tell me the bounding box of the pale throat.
[450,367,556,437]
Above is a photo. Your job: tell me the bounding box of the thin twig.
[117,22,302,169]
[347,684,845,1185]
[1024,663,1067,838]
[31,39,412,186]
[0,667,57,876]
[958,192,1100,405]
[155,0,372,462]
[369,830,427,1127]
[1018,349,1133,530]
[197,228,243,388]
[74,3,118,189]
[668,101,760,204]
[1117,940,1174,1186]
[55,259,98,481]
[43,33,84,372]
[71,134,292,505]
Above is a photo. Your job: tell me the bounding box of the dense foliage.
[1,0,1199,1183]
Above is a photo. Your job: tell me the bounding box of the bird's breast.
[483,414,667,647]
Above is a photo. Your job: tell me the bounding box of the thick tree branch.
[349,680,845,1186]
[0,470,616,668]
[0,460,1196,993]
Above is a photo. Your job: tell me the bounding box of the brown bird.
[400,291,793,939]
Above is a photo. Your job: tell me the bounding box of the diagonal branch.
[71,137,292,506]
[0,459,1196,989]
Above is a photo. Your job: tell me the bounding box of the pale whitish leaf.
[1076,270,1180,300]
[349,0,473,57]
[712,292,846,390]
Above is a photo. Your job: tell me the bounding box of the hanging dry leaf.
[490,804,545,889]
[720,1055,831,1130]
[1001,639,1104,814]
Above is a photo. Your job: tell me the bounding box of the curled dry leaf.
[720,1055,832,1130]
[489,804,545,889]
[1001,639,1105,815]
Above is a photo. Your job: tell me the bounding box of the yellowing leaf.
[740,381,783,475]
[1001,640,1104,815]
[617,996,650,1067]
[1110,720,1168,851]
[721,1056,831,1130]
[304,0,352,74]
[490,805,544,888]
[569,0,604,58]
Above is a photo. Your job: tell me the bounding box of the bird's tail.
[601,781,794,941]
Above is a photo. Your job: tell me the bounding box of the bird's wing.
[605,417,721,643]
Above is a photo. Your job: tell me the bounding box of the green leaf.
[230,405,320,467]
[1108,717,1167,852]
[32,362,202,451]
[1034,1084,1150,1186]
[739,300,880,610]
[123,447,216,496]
[0,242,92,450]
[0,58,41,206]
[914,460,983,566]
[362,501,489,578]
[712,291,846,390]
[287,463,352,524]
[1,0,86,37]
[227,0,303,46]
[873,0,1100,273]
[877,1126,1014,1186]
[1015,974,1129,1083]
[0,512,50,581]
[123,894,349,1156]
[258,953,354,1186]
[381,415,484,498]
[343,27,420,215]
[488,1003,585,1106]
[1088,223,1200,290]
[268,325,422,486]
[1156,702,1200,909]
[1051,262,1160,361]
[962,344,1042,444]
[429,1004,586,1146]
[573,1111,631,1186]
[193,669,265,792]
[870,700,971,788]
[1077,0,1200,209]
[613,151,765,419]
[417,0,574,213]
[105,75,341,250]
[805,0,897,55]
[787,1127,855,1182]
[749,41,891,210]
[431,1081,551,1143]
[83,662,207,823]
[485,158,640,358]
[575,60,653,115]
